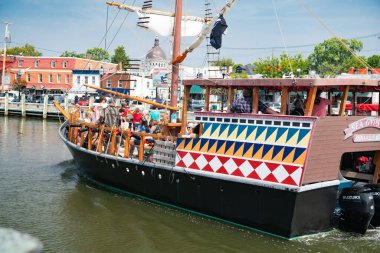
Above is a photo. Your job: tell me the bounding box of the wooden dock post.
[4,93,9,115]
[21,93,26,117]
[43,95,48,119]
[64,95,69,112]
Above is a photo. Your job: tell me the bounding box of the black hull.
[61,128,338,239]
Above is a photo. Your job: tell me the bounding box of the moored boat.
[53,0,380,239]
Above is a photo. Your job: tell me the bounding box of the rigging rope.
[272,0,293,75]
[298,0,378,74]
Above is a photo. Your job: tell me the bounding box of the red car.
[77,97,89,106]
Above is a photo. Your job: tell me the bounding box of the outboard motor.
[365,183,380,227]
[338,186,374,234]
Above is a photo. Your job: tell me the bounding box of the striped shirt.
[230,97,268,113]
[99,106,120,127]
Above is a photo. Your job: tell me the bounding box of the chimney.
[118,62,123,71]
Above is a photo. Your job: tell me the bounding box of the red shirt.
[132,112,142,124]
[122,108,130,117]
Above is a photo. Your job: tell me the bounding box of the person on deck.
[182,123,197,138]
[290,97,305,116]
[230,89,278,114]
[149,108,160,121]
[132,108,143,131]
[312,90,331,117]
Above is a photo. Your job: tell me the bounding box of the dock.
[0,94,70,119]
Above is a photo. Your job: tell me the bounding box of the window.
[18,60,23,67]
[57,74,61,83]
[62,61,67,68]
[92,76,95,85]
[27,74,31,82]
[118,80,123,88]
[65,74,69,84]
[51,61,56,68]
[134,82,137,88]
[35,60,39,68]
[106,80,111,87]
[38,74,42,83]
[84,76,88,84]
[49,74,53,83]
[146,82,150,88]
[77,76,80,84]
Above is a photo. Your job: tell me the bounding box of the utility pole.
[1,22,11,93]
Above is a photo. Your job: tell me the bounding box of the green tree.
[86,47,110,61]
[367,55,380,68]
[308,37,363,77]
[111,46,130,69]
[12,78,27,98]
[253,56,281,78]
[4,43,42,56]
[211,58,234,68]
[279,54,311,77]
[60,51,85,58]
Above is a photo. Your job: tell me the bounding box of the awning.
[190,85,204,94]
[345,104,379,111]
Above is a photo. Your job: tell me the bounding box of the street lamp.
[221,64,227,79]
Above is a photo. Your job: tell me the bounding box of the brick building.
[0,56,117,94]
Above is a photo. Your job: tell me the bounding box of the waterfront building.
[0,56,117,95]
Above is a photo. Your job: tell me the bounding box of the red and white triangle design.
[176,151,303,186]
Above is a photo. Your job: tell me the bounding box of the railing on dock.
[0,93,71,119]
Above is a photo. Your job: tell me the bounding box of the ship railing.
[67,116,177,163]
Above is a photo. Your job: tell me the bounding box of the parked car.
[268,102,281,112]
[77,96,89,106]
[0,91,19,102]
[188,100,204,111]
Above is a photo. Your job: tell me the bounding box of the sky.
[0,0,379,67]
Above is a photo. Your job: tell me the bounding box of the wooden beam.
[83,83,181,111]
[372,151,380,183]
[352,91,357,116]
[227,87,234,113]
[109,127,117,155]
[252,87,259,114]
[205,86,210,111]
[124,130,131,158]
[378,92,380,116]
[87,127,93,150]
[328,91,332,115]
[304,86,317,116]
[181,85,190,135]
[97,127,104,153]
[79,123,86,147]
[139,133,146,161]
[339,85,350,116]
[280,87,288,115]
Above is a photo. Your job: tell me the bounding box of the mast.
[1,22,11,93]
[170,0,183,110]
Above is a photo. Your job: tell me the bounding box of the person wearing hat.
[231,89,278,114]
[182,122,197,138]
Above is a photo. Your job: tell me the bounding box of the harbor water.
[0,116,379,253]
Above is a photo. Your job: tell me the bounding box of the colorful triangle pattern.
[175,150,303,186]
[199,123,311,147]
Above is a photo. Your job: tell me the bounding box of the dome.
[146,36,167,60]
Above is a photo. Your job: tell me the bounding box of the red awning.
[345,103,379,111]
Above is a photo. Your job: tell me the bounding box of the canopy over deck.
[183,78,380,91]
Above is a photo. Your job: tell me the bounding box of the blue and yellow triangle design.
[200,123,311,147]
[176,137,308,165]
